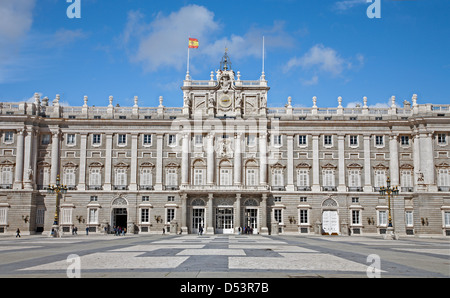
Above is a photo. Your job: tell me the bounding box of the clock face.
[219,95,232,108]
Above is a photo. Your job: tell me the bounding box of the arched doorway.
[111,197,128,231]
[321,197,339,235]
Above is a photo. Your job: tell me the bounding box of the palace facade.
[1,53,450,237]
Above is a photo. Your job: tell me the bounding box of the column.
[259,133,267,186]
[13,129,24,189]
[181,193,188,234]
[235,193,241,233]
[49,130,60,186]
[260,194,269,235]
[206,193,214,234]
[207,133,214,185]
[363,134,372,192]
[312,134,320,192]
[234,133,242,186]
[286,135,294,191]
[389,135,399,186]
[78,133,87,190]
[181,133,189,186]
[129,134,138,191]
[31,128,38,188]
[103,133,113,191]
[420,132,436,191]
[412,132,421,190]
[155,134,163,191]
[338,134,346,192]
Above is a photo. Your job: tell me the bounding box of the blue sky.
[0,0,449,108]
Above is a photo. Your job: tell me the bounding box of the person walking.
[16,228,21,238]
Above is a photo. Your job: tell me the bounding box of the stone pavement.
[0,234,448,278]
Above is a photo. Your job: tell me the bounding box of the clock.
[219,95,232,108]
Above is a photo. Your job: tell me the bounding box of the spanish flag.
[188,38,199,49]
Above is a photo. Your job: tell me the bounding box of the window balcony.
[401,187,413,192]
[271,186,286,191]
[322,186,337,191]
[88,185,103,190]
[296,186,311,191]
[438,186,450,192]
[347,187,363,192]
[113,185,128,190]
[0,184,12,189]
[164,185,179,190]
[139,185,154,190]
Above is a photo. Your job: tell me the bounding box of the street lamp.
[47,175,67,237]
[379,176,399,239]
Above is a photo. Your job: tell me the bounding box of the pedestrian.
[122,227,126,236]
[16,228,20,238]
[74,226,78,235]
[162,227,165,235]
[86,227,89,235]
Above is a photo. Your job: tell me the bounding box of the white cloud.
[121,6,295,73]
[301,75,319,86]
[122,5,220,72]
[0,0,36,82]
[286,44,346,76]
[333,0,367,12]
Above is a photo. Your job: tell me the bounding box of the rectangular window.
[4,131,13,143]
[352,210,361,225]
[324,135,332,146]
[166,208,175,223]
[297,170,309,187]
[142,196,149,202]
[444,211,450,227]
[405,211,414,227]
[41,134,51,145]
[61,208,72,225]
[246,169,257,186]
[168,134,177,146]
[118,134,126,145]
[352,197,359,203]
[141,209,150,224]
[90,196,98,202]
[115,168,127,186]
[378,210,387,226]
[0,167,13,185]
[0,208,7,225]
[273,169,284,186]
[194,169,204,186]
[194,135,203,146]
[92,134,101,145]
[401,170,413,188]
[167,196,175,202]
[89,168,101,186]
[374,170,387,188]
[143,134,152,145]
[298,135,307,146]
[220,169,232,186]
[67,134,76,145]
[273,135,282,146]
[247,135,256,147]
[63,168,76,186]
[274,209,282,223]
[401,136,410,146]
[438,169,450,187]
[299,209,308,224]
[166,169,177,186]
[350,135,358,146]
[375,135,384,146]
[89,209,98,224]
[323,170,335,187]
[140,168,152,186]
[348,170,361,187]
[437,133,447,145]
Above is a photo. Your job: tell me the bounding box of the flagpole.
[186,38,190,80]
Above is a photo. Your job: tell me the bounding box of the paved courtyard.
[0,234,448,278]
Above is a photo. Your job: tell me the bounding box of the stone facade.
[1,54,449,237]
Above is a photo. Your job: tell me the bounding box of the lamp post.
[47,175,67,237]
[379,177,399,240]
